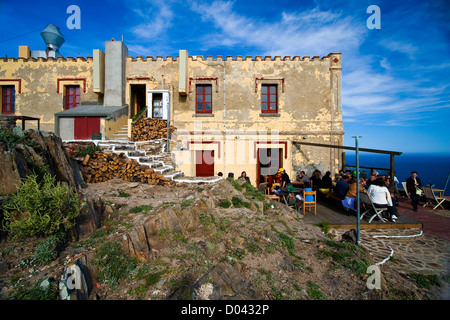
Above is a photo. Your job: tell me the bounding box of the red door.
[196,150,214,177]
[74,117,100,140]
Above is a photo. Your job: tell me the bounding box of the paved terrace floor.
[298,193,449,299]
[300,195,427,232]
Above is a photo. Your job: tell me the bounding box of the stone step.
[154,165,173,174]
[173,176,223,184]
[164,170,184,180]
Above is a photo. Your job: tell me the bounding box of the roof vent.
[40,24,65,58]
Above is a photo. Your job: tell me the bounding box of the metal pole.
[353,136,362,246]
[166,95,170,153]
[443,171,450,196]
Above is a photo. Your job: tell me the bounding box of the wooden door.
[196,150,214,177]
[74,117,100,140]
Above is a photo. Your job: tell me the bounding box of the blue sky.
[1,0,449,154]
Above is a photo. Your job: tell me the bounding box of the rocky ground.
[0,178,448,300]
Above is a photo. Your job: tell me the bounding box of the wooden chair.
[265,186,280,202]
[422,186,447,210]
[303,190,316,215]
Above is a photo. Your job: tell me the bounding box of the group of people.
[221,167,424,219]
[333,170,400,222]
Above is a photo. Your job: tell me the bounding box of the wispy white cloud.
[122,0,450,129]
[128,0,174,40]
[189,1,365,56]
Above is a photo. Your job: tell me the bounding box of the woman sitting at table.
[368,178,398,222]
[341,177,366,211]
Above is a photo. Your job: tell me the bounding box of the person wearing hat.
[274,168,291,195]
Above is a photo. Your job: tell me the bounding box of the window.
[196,84,212,114]
[65,85,80,110]
[261,84,277,114]
[1,86,15,114]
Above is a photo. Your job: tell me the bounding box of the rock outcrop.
[0,128,84,195]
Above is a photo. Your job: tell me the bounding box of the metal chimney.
[40,24,65,58]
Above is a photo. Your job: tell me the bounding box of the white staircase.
[112,124,129,141]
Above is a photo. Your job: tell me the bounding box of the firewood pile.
[132,118,176,142]
[80,151,174,185]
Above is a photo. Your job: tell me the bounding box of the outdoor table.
[276,186,305,206]
[433,188,444,197]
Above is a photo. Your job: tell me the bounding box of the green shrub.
[231,196,251,208]
[307,281,326,300]
[10,280,59,300]
[129,204,153,214]
[0,127,43,156]
[218,200,231,208]
[33,232,68,266]
[73,143,101,158]
[278,232,295,250]
[118,190,130,197]
[1,173,82,239]
[93,242,136,288]
[0,126,25,147]
[408,273,440,289]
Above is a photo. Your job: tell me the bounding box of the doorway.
[258,148,282,186]
[130,84,146,117]
[196,150,215,177]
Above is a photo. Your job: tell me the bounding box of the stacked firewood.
[132,118,176,142]
[81,151,173,185]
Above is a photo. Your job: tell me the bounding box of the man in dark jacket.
[406,171,422,212]
[334,174,350,199]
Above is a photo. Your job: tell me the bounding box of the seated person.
[270,169,283,193]
[320,171,333,191]
[385,177,400,207]
[274,169,291,195]
[310,170,322,191]
[238,171,250,184]
[334,174,350,199]
[334,169,345,182]
[292,170,310,187]
[360,170,368,180]
[342,177,366,210]
[368,178,397,221]
[346,177,366,198]
[365,173,377,189]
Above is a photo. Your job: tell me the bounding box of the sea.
[343,153,450,196]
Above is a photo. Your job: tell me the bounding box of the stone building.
[0,26,344,186]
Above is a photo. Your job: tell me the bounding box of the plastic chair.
[303,190,316,215]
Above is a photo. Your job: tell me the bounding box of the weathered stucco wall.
[127,53,344,183]
[0,57,99,132]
